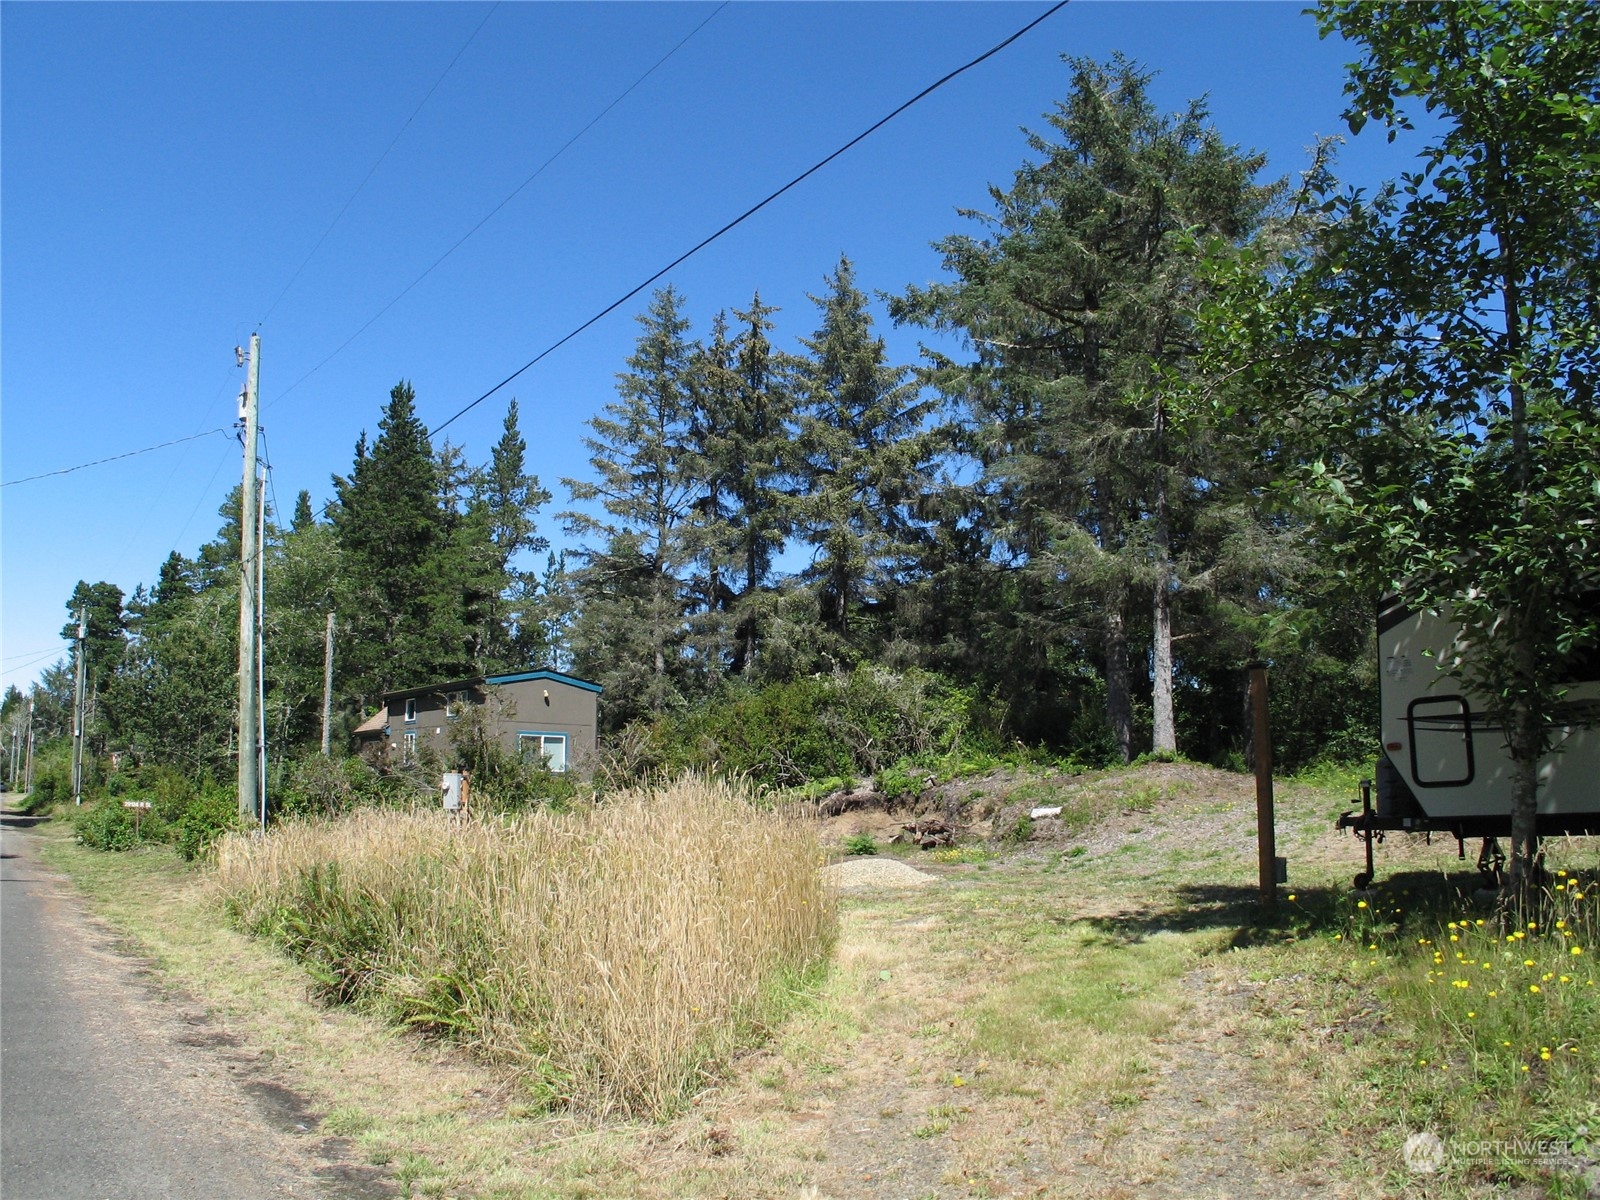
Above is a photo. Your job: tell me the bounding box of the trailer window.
[1407,695,1475,789]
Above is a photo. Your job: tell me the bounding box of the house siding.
[359,672,599,769]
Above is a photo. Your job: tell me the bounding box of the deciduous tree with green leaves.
[1198,1,1600,892]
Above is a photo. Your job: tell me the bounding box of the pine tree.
[794,257,935,658]
[895,57,1279,759]
[563,287,699,716]
[332,381,451,698]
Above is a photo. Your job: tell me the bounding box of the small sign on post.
[122,799,153,839]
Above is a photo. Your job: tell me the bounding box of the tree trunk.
[1105,604,1133,763]
[1151,467,1176,755]
[1505,618,1543,900]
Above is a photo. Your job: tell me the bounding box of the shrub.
[74,796,165,851]
[645,667,993,788]
[842,831,878,856]
[216,774,835,1117]
[175,783,242,860]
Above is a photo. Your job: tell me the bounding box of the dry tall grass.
[215,774,835,1116]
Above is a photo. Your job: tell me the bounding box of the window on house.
[403,731,418,760]
[443,690,463,718]
[518,733,568,773]
[404,698,418,723]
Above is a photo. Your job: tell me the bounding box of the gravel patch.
[822,857,935,889]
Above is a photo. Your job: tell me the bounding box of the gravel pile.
[822,857,936,889]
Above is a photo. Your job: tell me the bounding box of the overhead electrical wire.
[258,2,504,329]
[426,0,1069,437]
[4,2,1064,491]
[0,427,234,488]
[268,1,730,410]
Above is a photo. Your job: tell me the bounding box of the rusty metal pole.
[1248,661,1277,911]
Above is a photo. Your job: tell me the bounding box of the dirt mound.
[812,761,1253,856]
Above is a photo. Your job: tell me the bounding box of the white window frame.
[403,731,419,760]
[404,698,418,723]
[518,732,568,773]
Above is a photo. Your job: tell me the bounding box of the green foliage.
[74,796,164,852]
[1199,1,1600,882]
[277,754,390,820]
[174,784,243,861]
[1002,814,1035,845]
[443,699,580,812]
[842,832,878,856]
[645,666,988,788]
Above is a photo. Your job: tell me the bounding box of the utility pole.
[24,696,35,794]
[237,334,261,823]
[71,605,86,805]
[320,610,336,755]
[256,469,268,831]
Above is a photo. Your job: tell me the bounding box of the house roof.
[484,669,603,694]
[380,669,602,703]
[353,708,389,737]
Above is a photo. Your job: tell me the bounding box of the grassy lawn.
[30,763,1600,1199]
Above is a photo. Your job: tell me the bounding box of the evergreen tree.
[895,57,1280,759]
[473,400,553,668]
[332,381,453,698]
[563,287,699,717]
[291,490,316,532]
[794,257,935,659]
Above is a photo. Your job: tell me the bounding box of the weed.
[927,846,995,865]
[1001,814,1034,845]
[842,832,878,857]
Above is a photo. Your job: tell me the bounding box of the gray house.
[354,669,601,771]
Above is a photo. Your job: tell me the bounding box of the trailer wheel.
[1354,871,1372,890]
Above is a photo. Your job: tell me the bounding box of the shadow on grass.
[1077,870,1505,949]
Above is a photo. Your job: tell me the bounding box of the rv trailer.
[1337,595,1600,888]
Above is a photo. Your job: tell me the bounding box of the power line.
[268,1,728,410]
[258,2,503,329]
[428,0,1069,437]
[0,427,234,488]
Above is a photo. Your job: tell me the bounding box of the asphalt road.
[0,806,340,1200]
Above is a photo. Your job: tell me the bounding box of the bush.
[645,667,993,788]
[175,784,242,860]
[843,831,878,856]
[74,796,165,851]
[277,754,389,819]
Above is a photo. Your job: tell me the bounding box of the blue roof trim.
[485,669,603,694]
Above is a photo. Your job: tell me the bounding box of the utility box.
[441,771,467,812]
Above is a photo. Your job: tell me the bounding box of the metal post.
[237,334,261,821]
[320,611,335,755]
[1248,661,1277,910]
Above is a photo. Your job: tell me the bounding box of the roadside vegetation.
[214,775,833,1118]
[24,762,1598,1196]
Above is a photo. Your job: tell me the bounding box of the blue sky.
[1,2,1421,694]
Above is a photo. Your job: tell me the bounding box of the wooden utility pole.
[320,611,336,755]
[24,696,35,794]
[71,605,86,805]
[237,334,261,822]
[1248,661,1278,910]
